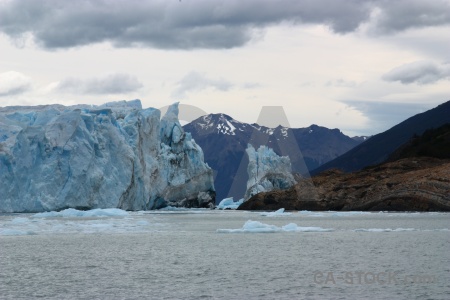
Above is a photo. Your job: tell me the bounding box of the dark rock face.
[240,122,450,212]
[239,158,450,211]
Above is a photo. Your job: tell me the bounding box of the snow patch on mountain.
[216,118,236,135]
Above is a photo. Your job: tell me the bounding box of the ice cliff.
[244,144,296,200]
[0,100,215,212]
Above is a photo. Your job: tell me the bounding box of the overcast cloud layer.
[383,61,450,85]
[0,71,32,97]
[173,72,233,98]
[0,0,449,136]
[56,74,143,95]
[341,100,430,134]
[1,0,450,49]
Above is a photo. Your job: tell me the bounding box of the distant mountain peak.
[194,113,241,136]
[216,118,236,135]
[183,113,365,201]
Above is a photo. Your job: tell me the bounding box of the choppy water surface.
[1,210,449,299]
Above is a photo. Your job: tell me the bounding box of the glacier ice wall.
[244,144,296,200]
[0,100,215,212]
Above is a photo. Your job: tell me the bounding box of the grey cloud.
[242,82,262,89]
[57,74,143,95]
[172,72,233,98]
[1,0,449,50]
[0,84,30,97]
[325,79,360,88]
[383,61,450,85]
[0,71,32,97]
[341,100,431,135]
[370,0,450,34]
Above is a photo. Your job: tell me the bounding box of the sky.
[0,0,449,136]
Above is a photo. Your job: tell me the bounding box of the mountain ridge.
[184,113,366,202]
[239,102,450,211]
[312,100,450,174]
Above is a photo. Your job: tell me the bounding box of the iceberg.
[0,229,37,236]
[244,144,296,200]
[353,228,417,232]
[0,100,215,212]
[217,220,333,233]
[32,208,129,218]
[216,197,244,210]
[260,208,292,217]
[217,220,281,233]
[280,223,333,232]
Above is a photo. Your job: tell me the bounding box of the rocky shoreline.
[238,157,450,211]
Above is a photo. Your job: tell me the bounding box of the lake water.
[1,209,449,299]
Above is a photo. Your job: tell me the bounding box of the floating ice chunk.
[217,197,233,209]
[157,206,182,211]
[0,229,36,236]
[83,208,129,217]
[216,197,244,210]
[158,206,195,211]
[136,220,150,226]
[281,223,333,232]
[10,217,30,224]
[217,220,333,233]
[330,211,372,217]
[217,220,281,233]
[297,211,326,217]
[391,228,416,232]
[297,211,374,218]
[353,228,416,232]
[32,208,129,218]
[260,208,292,217]
[153,206,210,213]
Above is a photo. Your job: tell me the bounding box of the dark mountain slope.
[387,123,450,161]
[239,122,450,211]
[312,100,450,174]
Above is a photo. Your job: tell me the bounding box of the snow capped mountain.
[183,114,364,202]
[194,113,253,135]
[191,113,298,139]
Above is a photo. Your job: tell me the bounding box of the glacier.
[244,144,296,200]
[0,100,215,212]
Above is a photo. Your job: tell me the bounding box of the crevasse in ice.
[0,100,215,212]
